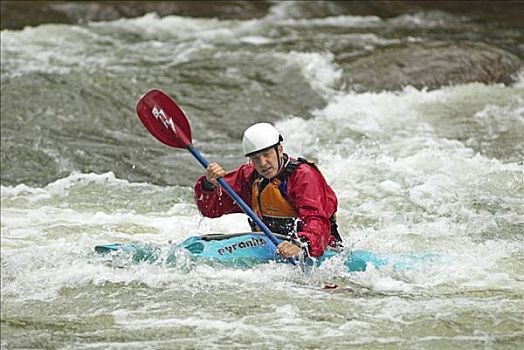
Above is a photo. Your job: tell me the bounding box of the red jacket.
[194,158,338,257]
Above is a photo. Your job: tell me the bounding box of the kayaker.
[194,123,342,259]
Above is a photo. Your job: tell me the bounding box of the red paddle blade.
[136,89,192,148]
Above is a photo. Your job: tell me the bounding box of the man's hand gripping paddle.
[136,89,296,265]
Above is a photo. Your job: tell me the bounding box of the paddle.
[135,89,295,264]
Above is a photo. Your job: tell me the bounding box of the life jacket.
[249,156,342,245]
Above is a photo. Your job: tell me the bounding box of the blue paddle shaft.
[186,145,296,264]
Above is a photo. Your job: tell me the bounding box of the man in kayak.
[194,123,342,259]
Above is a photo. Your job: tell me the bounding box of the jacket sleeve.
[286,165,338,257]
[194,163,255,218]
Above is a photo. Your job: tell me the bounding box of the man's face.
[249,145,283,179]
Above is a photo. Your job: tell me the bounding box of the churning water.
[1,2,523,349]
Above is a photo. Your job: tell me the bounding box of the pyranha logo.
[152,106,174,130]
[217,237,267,255]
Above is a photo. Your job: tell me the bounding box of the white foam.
[239,35,273,45]
[1,172,134,200]
[97,13,238,41]
[272,81,524,294]
[1,24,121,76]
[1,12,392,80]
[266,2,381,26]
[279,51,342,95]
[387,11,468,28]
[514,69,524,88]
[379,180,402,195]
[273,15,382,28]
[473,95,524,138]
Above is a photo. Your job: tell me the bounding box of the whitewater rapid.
[2,5,523,349]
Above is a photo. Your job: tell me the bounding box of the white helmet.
[242,123,283,156]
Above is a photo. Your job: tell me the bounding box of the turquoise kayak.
[95,232,440,272]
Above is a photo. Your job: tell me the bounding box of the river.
[1,1,523,349]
